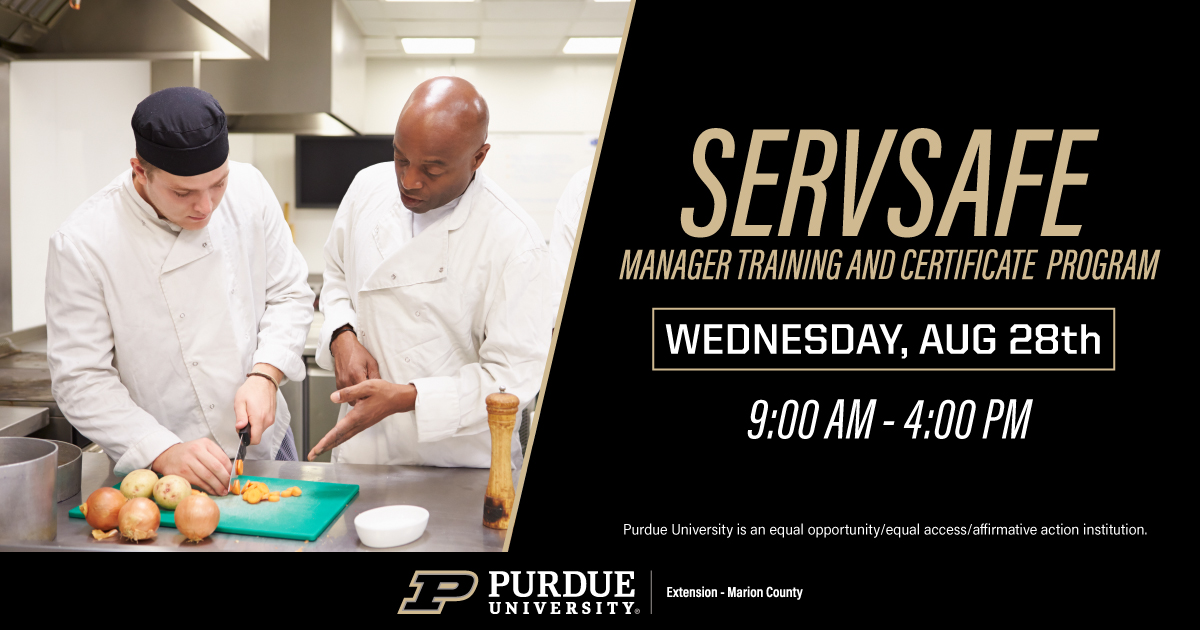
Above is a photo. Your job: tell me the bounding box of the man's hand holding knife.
[151,363,283,496]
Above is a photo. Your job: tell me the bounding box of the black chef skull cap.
[131,87,229,177]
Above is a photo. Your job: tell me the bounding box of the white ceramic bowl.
[355,505,430,548]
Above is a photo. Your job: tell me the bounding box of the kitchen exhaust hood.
[3,0,365,135]
[3,0,266,60]
[0,0,71,48]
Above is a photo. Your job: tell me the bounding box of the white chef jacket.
[549,162,593,313]
[45,162,314,475]
[412,196,458,236]
[317,164,553,468]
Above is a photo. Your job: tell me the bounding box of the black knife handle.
[239,425,251,447]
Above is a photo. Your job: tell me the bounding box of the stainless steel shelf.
[0,406,49,436]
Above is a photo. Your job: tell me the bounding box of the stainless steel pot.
[43,440,83,503]
[0,437,59,542]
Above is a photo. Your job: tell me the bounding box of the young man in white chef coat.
[310,76,553,469]
[45,87,314,495]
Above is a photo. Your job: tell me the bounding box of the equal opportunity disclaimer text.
[624,523,1148,539]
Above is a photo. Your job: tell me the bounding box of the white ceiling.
[343,0,630,58]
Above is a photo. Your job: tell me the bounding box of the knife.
[228,424,251,493]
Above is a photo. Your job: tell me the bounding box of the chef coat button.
[391,273,396,280]
[192,362,198,366]
[415,310,421,317]
[404,357,410,363]
[202,242,208,248]
[180,313,185,319]
[438,267,444,273]
[209,404,215,410]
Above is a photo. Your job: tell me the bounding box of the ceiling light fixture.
[400,38,476,54]
[563,37,621,54]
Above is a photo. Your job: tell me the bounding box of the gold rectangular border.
[651,307,1116,371]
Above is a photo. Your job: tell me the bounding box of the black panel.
[295,135,395,208]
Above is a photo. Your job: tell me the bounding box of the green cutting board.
[69,476,359,541]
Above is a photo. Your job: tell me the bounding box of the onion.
[120,469,159,500]
[118,497,160,541]
[84,487,127,531]
[175,494,220,542]
[152,474,191,510]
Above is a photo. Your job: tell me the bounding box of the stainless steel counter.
[0,406,48,436]
[0,453,505,552]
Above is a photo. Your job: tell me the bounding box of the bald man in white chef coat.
[311,76,553,469]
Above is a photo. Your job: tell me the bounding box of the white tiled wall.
[9,60,151,330]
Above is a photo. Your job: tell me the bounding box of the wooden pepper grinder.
[483,387,520,529]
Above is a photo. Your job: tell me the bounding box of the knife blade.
[228,424,251,493]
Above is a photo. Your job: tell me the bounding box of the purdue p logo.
[399,571,479,614]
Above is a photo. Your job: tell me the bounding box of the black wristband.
[331,324,356,348]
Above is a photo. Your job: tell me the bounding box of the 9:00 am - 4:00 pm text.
[747,398,1032,441]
